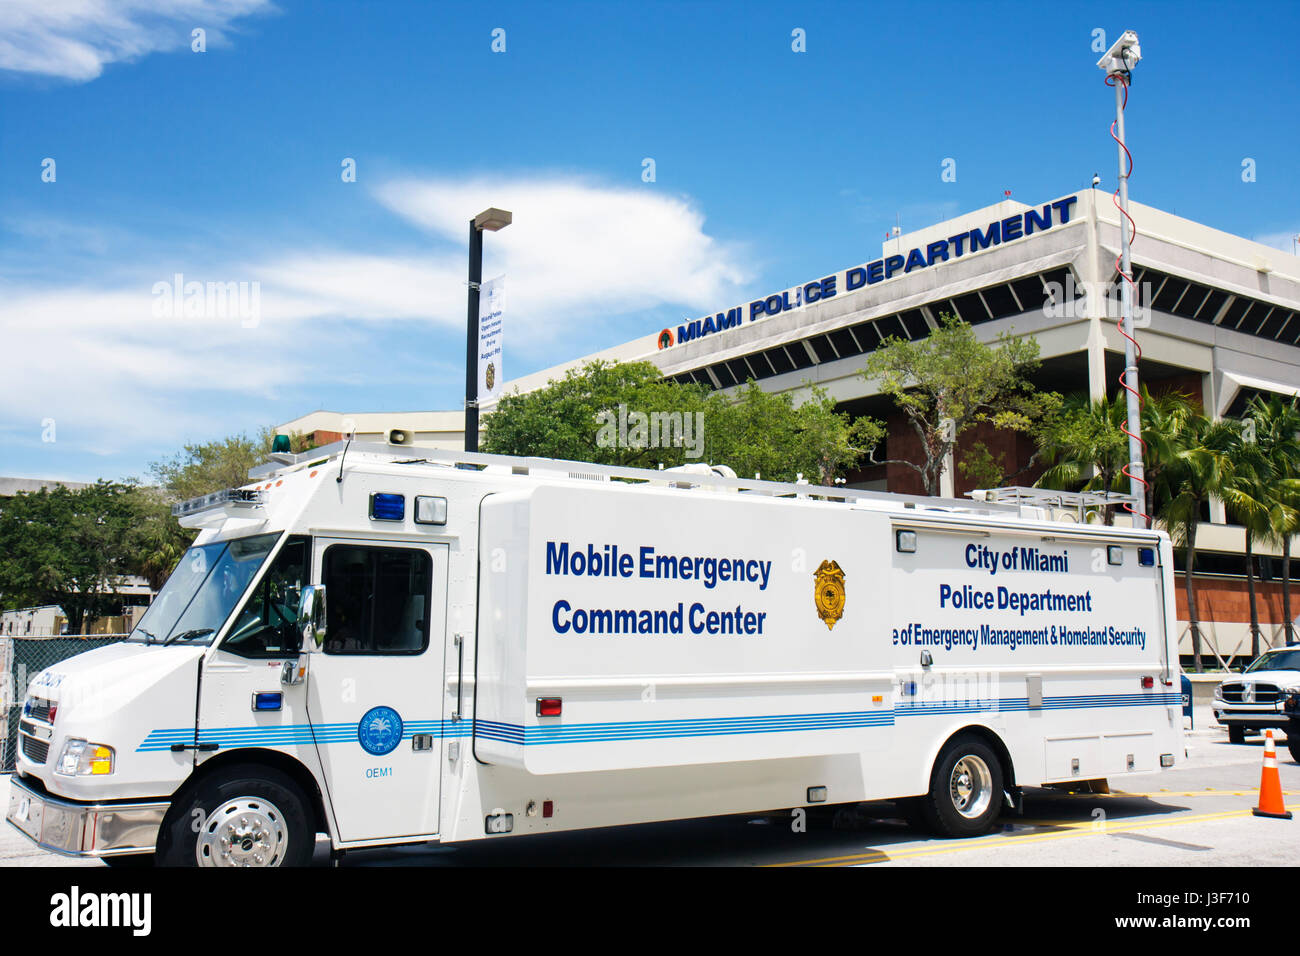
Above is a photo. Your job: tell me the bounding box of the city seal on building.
[814,559,846,630]
[357,705,404,756]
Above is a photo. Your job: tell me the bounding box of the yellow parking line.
[768,809,1252,867]
[1111,790,1300,798]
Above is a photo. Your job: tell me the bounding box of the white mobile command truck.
[7,442,1184,865]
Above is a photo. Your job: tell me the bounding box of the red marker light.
[1141,676,1155,689]
[542,800,554,818]
[536,697,562,717]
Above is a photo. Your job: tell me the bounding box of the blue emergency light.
[369,493,406,521]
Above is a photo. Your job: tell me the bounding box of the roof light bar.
[171,487,264,518]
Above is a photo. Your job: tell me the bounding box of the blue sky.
[1,0,1297,483]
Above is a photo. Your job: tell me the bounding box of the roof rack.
[251,442,1022,516]
[968,486,1141,522]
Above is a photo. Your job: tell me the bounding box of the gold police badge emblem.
[814,560,846,630]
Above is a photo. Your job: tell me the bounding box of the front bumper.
[1212,709,1292,729]
[5,776,170,858]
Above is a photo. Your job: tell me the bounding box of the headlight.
[55,739,115,776]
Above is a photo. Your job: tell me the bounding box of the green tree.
[1033,392,1129,524]
[124,486,197,591]
[1153,413,1238,673]
[706,382,883,485]
[793,386,885,486]
[149,427,311,500]
[1279,475,1300,647]
[0,482,141,631]
[863,314,1055,496]
[1139,389,1199,528]
[483,360,882,485]
[483,360,715,468]
[1221,395,1300,656]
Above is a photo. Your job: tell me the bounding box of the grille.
[21,734,49,764]
[1220,682,1280,704]
[25,697,54,722]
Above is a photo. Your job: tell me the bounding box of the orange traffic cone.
[1252,730,1292,820]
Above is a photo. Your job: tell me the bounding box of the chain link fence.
[1,635,128,773]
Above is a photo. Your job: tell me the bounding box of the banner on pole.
[478,275,505,402]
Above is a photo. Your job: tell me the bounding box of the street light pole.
[1114,73,1144,523]
[1097,30,1143,525]
[464,207,512,452]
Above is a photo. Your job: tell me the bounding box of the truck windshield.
[128,533,280,646]
[1245,649,1300,673]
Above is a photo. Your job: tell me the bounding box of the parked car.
[1212,647,1300,752]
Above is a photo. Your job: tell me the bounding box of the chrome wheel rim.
[196,797,288,867]
[949,755,993,819]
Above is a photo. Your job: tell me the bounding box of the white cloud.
[372,176,752,341]
[0,0,273,82]
[0,286,302,455]
[0,175,754,464]
[257,253,464,325]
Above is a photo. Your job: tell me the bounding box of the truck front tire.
[1228,725,1246,745]
[919,735,1005,838]
[156,764,314,867]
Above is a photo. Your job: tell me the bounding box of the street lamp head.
[474,207,513,232]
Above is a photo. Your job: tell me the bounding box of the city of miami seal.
[357,705,404,756]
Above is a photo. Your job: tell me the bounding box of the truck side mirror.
[283,586,327,687]
[298,585,328,651]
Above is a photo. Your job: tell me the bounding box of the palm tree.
[1035,392,1128,523]
[128,488,197,590]
[1225,395,1300,651]
[1140,389,1199,525]
[1279,476,1300,647]
[1154,412,1237,673]
[1221,437,1283,659]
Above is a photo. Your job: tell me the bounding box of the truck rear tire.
[1228,725,1246,745]
[156,764,313,867]
[919,735,1004,838]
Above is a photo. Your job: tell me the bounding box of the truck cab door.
[305,538,448,844]
[196,535,317,785]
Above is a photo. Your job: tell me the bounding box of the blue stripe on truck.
[896,691,1182,716]
[137,692,1180,752]
[475,710,891,745]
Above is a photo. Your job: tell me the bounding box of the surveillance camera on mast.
[1097,30,1140,78]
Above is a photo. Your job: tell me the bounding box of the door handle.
[451,633,464,722]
